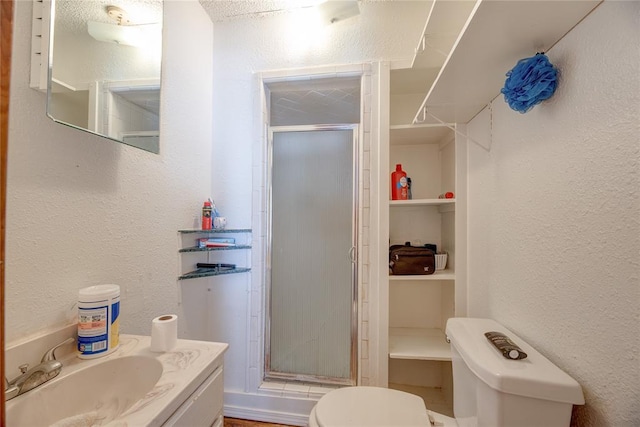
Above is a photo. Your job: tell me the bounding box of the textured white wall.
[212,1,428,225]
[211,2,427,421]
[467,2,639,426]
[6,1,214,343]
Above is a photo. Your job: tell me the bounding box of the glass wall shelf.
[178,228,252,234]
[179,244,252,253]
[179,267,251,281]
[178,229,252,280]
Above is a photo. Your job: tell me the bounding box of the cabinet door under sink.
[162,366,224,426]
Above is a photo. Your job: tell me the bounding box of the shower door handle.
[348,246,356,263]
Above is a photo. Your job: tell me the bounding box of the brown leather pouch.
[389,245,436,275]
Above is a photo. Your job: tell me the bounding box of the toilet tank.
[445,318,584,427]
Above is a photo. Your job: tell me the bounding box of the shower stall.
[264,76,361,385]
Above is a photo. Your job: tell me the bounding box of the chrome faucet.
[5,337,74,401]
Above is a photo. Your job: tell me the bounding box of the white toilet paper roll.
[150,314,178,352]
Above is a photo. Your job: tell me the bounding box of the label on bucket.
[78,305,109,355]
[111,301,120,349]
[78,301,119,356]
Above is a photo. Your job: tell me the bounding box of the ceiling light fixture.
[88,5,159,48]
[317,1,360,25]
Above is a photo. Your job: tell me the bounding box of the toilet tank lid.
[446,318,585,405]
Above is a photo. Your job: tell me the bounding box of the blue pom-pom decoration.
[501,53,558,113]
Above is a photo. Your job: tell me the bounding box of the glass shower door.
[266,126,357,384]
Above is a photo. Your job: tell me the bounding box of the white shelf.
[389,328,451,361]
[390,124,453,146]
[414,0,602,124]
[390,0,475,125]
[389,270,454,281]
[51,78,81,93]
[389,198,455,208]
[411,0,477,71]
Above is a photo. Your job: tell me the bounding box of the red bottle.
[391,164,408,200]
[202,201,212,230]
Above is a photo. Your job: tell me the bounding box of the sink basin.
[6,355,163,426]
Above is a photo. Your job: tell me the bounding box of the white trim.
[224,391,317,427]
[264,125,360,386]
[372,61,390,387]
[223,406,308,427]
[250,62,376,402]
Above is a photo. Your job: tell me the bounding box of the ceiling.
[55,0,162,34]
[55,0,331,28]
[56,1,427,32]
[198,0,328,22]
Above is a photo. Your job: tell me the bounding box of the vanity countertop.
[5,334,228,426]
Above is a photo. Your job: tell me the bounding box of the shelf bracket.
[424,107,492,152]
[415,34,427,54]
[414,106,428,124]
[422,35,451,58]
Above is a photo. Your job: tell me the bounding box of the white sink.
[5,334,228,426]
[6,355,163,426]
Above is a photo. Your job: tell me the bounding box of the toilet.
[309,318,585,427]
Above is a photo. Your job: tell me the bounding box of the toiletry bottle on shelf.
[208,198,220,218]
[202,201,212,230]
[391,164,408,200]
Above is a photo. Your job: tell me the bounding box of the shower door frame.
[264,124,359,386]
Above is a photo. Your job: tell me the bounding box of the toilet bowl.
[309,318,585,427]
[308,386,455,427]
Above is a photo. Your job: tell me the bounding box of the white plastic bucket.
[77,284,120,359]
[435,253,448,271]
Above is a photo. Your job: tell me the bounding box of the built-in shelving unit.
[178,229,251,280]
[386,116,459,415]
[383,0,601,415]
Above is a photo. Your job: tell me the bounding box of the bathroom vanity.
[5,333,228,426]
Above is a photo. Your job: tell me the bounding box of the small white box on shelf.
[435,253,448,271]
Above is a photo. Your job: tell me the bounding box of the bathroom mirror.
[47,0,163,153]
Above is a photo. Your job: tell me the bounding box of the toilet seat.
[311,386,431,427]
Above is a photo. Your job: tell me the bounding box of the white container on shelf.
[435,253,448,271]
